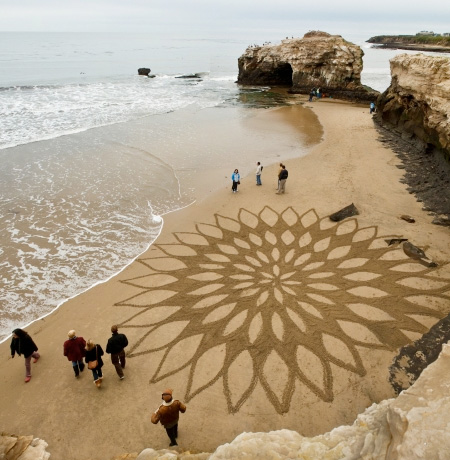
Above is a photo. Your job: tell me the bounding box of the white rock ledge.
[138,343,450,459]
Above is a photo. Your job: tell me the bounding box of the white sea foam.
[0,75,238,150]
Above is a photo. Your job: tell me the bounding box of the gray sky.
[1,0,449,38]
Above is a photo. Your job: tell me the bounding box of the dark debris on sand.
[389,313,450,395]
[374,122,450,227]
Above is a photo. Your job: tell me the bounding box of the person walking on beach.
[256,162,263,185]
[370,102,376,114]
[151,389,187,447]
[10,328,40,383]
[85,339,104,388]
[106,324,128,380]
[277,165,288,194]
[63,330,86,378]
[231,169,240,193]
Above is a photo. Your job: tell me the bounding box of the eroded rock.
[375,54,450,163]
[238,31,378,101]
[138,68,151,76]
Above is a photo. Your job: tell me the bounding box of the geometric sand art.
[115,207,450,414]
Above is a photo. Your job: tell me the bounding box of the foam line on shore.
[0,198,197,345]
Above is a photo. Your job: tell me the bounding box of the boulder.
[375,54,450,163]
[237,31,378,101]
[138,68,151,76]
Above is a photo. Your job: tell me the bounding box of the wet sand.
[0,99,449,460]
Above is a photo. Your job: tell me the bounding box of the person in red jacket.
[151,389,187,447]
[63,330,86,378]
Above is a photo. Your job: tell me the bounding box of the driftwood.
[329,203,359,222]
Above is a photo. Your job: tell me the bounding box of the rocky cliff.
[237,31,377,101]
[367,35,450,53]
[375,54,450,163]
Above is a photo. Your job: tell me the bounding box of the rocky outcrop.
[138,68,151,76]
[237,31,377,101]
[375,54,450,162]
[390,312,450,394]
[367,35,450,53]
[0,434,50,460]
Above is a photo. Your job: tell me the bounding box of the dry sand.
[1,100,449,460]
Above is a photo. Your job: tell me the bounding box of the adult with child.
[63,330,86,378]
[85,339,104,388]
[277,165,289,194]
[277,163,284,189]
[151,388,187,447]
[10,328,40,382]
[231,169,240,193]
[106,324,128,380]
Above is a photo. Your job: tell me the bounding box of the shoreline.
[0,102,319,344]
[1,98,449,460]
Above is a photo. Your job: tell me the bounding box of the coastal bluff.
[237,31,377,101]
[375,54,450,163]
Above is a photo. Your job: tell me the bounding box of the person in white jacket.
[256,162,263,185]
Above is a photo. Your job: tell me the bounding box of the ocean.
[0,31,428,342]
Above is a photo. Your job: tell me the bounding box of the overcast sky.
[1,0,449,39]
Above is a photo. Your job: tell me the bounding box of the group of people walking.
[63,325,128,388]
[9,326,187,447]
[231,161,288,193]
[10,325,128,388]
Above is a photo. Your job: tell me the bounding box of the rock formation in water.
[375,54,450,163]
[237,31,377,102]
[138,68,151,76]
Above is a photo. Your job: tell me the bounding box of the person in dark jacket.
[63,330,86,378]
[85,339,104,388]
[276,165,288,194]
[151,389,187,447]
[10,328,40,383]
[106,324,128,380]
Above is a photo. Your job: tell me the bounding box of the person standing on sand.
[370,102,376,114]
[106,324,128,380]
[10,328,40,383]
[277,163,284,189]
[63,330,86,378]
[256,162,263,185]
[277,165,288,194]
[231,169,240,193]
[85,339,104,388]
[151,389,187,447]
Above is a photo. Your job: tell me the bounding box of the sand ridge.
[0,100,449,460]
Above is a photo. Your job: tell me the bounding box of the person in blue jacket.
[231,169,240,193]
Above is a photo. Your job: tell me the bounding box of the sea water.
[0,31,424,342]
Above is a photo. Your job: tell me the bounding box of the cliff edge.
[375,54,450,163]
[237,31,378,102]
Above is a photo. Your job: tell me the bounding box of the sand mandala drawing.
[115,207,450,414]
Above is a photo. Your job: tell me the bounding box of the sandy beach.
[1,99,449,460]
